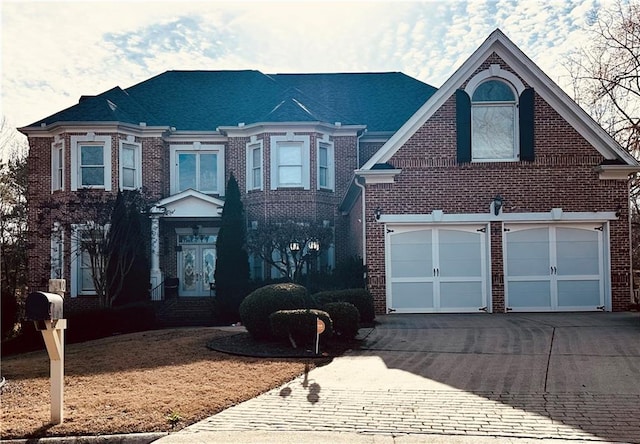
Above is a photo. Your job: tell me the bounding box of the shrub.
[312,288,375,323]
[322,302,359,340]
[239,283,307,340]
[270,309,332,347]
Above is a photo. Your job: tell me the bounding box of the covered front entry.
[177,234,217,297]
[386,224,490,313]
[504,223,606,312]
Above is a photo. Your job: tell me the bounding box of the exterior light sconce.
[492,195,503,216]
[374,208,382,220]
[289,242,300,253]
[192,224,200,236]
[308,240,320,252]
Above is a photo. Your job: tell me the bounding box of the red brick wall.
[363,67,632,314]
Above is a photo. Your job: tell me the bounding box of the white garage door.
[387,225,489,313]
[504,223,605,312]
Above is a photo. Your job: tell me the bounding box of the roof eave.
[18,121,170,137]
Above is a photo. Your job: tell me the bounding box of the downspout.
[354,174,367,266]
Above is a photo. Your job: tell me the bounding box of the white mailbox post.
[25,291,67,424]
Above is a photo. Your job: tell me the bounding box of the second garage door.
[504,223,606,312]
[387,224,489,313]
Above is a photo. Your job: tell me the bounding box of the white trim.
[317,139,335,191]
[362,29,640,170]
[20,123,169,138]
[51,140,65,192]
[355,168,402,184]
[270,134,310,190]
[464,64,525,96]
[70,135,112,191]
[246,139,264,191]
[50,223,64,280]
[377,210,618,224]
[219,122,365,138]
[594,165,639,180]
[169,143,225,196]
[119,139,142,190]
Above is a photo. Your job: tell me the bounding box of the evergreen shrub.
[239,283,307,340]
[322,302,359,339]
[312,288,375,323]
[269,309,332,346]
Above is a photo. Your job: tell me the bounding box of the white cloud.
[0,0,609,128]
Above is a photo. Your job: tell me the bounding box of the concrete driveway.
[157,313,640,443]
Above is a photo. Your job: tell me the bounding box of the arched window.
[471,79,518,160]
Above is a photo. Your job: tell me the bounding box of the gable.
[154,189,224,218]
[361,29,639,172]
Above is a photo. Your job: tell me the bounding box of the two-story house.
[20,30,639,317]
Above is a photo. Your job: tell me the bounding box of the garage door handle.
[433,268,439,276]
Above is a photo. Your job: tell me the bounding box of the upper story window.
[317,140,335,191]
[246,139,263,191]
[457,64,535,164]
[119,139,142,190]
[270,134,310,190]
[70,134,112,191]
[170,143,225,195]
[51,140,64,192]
[471,79,517,161]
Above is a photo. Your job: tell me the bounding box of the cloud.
[0,0,611,128]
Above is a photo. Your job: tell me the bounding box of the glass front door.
[178,243,216,297]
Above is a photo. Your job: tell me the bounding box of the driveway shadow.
[354,312,640,442]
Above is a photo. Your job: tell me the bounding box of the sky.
[1,0,604,136]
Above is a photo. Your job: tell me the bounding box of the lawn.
[0,327,312,439]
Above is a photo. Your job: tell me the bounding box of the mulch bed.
[207,331,362,358]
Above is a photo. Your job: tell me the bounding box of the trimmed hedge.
[270,309,332,347]
[322,302,359,339]
[312,289,375,323]
[239,283,308,340]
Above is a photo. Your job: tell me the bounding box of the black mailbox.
[26,292,64,322]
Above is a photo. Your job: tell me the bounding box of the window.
[246,140,263,191]
[317,141,334,191]
[170,144,225,195]
[457,64,534,164]
[471,80,517,161]
[270,134,310,189]
[50,223,64,279]
[70,223,108,296]
[51,141,64,192]
[70,135,112,191]
[119,140,141,190]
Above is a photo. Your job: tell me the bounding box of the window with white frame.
[50,223,64,279]
[270,134,310,189]
[317,140,334,191]
[246,140,263,191]
[119,140,142,190]
[70,135,112,191]
[70,222,108,296]
[470,79,518,161]
[170,144,225,195]
[51,141,64,192]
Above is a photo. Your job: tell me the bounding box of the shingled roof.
[26,70,436,132]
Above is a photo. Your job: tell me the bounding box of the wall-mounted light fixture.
[289,241,300,252]
[374,208,382,220]
[308,240,320,251]
[492,195,503,216]
[192,224,200,236]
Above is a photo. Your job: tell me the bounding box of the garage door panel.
[508,281,552,308]
[506,228,550,276]
[391,282,434,310]
[556,228,599,275]
[439,229,482,277]
[440,281,484,308]
[557,280,601,308]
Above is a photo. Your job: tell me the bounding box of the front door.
[178,244,216,297]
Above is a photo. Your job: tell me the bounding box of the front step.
[154,297,217,327]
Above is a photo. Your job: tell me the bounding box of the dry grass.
[0,328,311,439]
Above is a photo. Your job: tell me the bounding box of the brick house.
[20,29,639,317]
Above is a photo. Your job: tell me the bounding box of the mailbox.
[26,291,64,322]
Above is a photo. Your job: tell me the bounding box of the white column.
[149,207,165,300]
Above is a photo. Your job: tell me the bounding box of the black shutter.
[456,89,471,164]
[519,88,535,161]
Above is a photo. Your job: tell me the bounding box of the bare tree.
[247,220,333,282]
